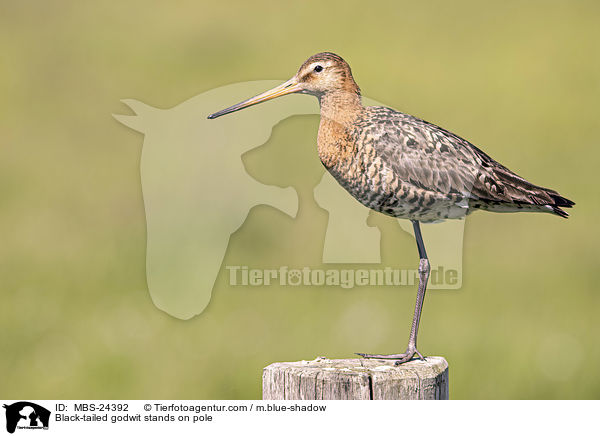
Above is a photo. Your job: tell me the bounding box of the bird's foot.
[356,346,424,366]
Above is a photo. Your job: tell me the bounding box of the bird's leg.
[357,220,430,365]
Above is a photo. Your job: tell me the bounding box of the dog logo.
[3,402,50,434]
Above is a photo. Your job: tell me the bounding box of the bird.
[208,52,574,365]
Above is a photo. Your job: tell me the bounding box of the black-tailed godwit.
[208,52,574,364]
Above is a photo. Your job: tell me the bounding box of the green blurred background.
[1,0,598,399]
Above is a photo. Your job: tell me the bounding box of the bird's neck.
[317,90,363,169]
[318,89,363,124]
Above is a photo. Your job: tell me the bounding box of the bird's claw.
[355,347,424,366]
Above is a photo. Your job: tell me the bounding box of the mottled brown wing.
[364,107,484,200]
[365,107,574,213]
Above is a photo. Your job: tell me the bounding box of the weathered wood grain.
[263,356,448,400]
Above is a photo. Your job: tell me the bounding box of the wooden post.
[263,356,448,400]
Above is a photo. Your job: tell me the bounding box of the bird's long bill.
[207,79,302,119]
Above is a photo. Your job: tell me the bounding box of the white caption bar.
[0,400,596,435]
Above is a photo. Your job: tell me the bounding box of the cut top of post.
[262,356,448,400]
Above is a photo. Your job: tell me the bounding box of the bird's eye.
[314,65,323,73]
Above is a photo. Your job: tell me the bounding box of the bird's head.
[294,52,360,96]
[208,52,360,119]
